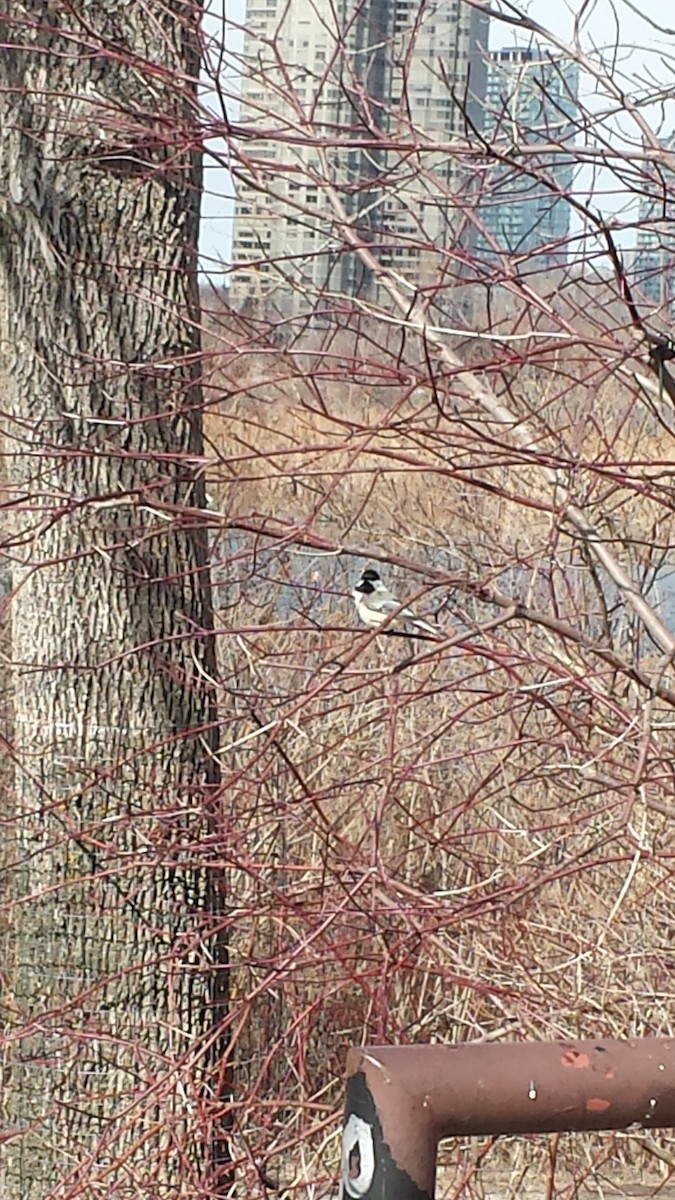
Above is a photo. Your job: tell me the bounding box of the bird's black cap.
[354,568,381,595]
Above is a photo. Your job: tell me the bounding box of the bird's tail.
[411,617,442,638]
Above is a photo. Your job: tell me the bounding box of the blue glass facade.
[633,135,675,315]
[476,47,579,268]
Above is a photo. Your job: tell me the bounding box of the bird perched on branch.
[352,568,440,638]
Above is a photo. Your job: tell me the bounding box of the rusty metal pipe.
[340,1039,675,1200]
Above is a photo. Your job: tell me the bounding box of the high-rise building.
[633,134,675,315]
[476,46,579,268]
[229,0,489,313]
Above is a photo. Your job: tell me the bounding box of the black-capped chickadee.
[352,568,439,638]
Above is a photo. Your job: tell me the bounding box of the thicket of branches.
[1,0,675,1197]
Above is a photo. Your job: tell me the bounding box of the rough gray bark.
[0,3,227,1196]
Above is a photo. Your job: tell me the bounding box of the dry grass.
[196,298,675,1195]
[2,288,671,1196]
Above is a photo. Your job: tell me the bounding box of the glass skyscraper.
[476,46,579,269]
[633,133,675,315]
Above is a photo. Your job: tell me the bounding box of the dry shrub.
[194,295,675,1195]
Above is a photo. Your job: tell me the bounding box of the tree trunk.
[0,4,228,1196]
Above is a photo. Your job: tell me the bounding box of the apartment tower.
[230,0,489,314]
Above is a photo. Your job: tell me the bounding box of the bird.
[352,568,440,638]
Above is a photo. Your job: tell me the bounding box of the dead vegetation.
[195,295,675,1195]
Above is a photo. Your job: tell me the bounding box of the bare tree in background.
[0,3,227,1197]
[2,0,675,1197]
[201,0,675,1194]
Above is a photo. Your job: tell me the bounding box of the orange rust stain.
[562,1051,590,1069]
[586,1098,611,1113]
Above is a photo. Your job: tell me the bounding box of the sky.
[198,0,675,277]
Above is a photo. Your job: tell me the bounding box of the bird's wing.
[375,593,426,620]
[366,590,441,636]
[374,595,406,616]
[365,597,440,638]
